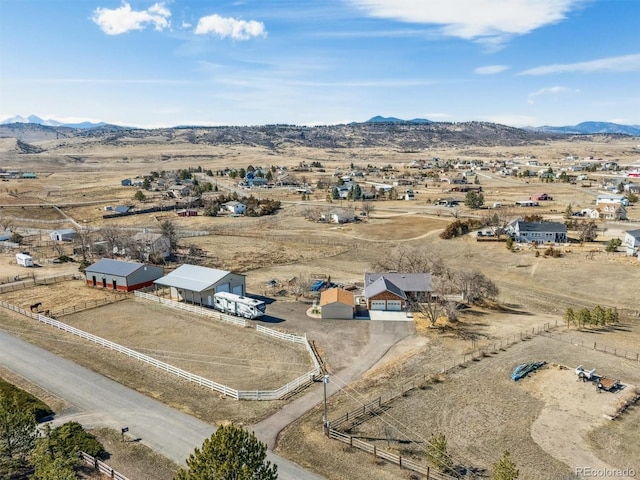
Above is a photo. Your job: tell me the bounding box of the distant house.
[49,228,76,242]
[168,185,191,197]
[121,179,132,186]
[595,203,627,221]
[21,173,37,179]
[153,264,246,306]
[223,201,247,215]
[320,209,355,224]
[404,189,416,201]
[625,229,640,256]
[515,200,539,207]
[131,231,171,260]
[507,220,567,244]
[85,258,163,292]
[319,288,355,319]
[244,172,268,187]
[596,194,629,206]
[530,193,553,201]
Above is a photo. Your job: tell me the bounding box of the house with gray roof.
[507,220,567,244]
[85,258,163,292]
[153,264,246,307]
[364,276,408,311]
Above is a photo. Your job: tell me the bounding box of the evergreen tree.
[492,451,519,480]
[0,393,37,475]
[564,308,575,329]
[175,425,277,480]
[425,433,454,475]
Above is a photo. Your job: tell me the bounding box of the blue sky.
[1,0,639,128]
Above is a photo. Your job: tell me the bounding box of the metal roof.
[515,221,567,233]
[51,228,76,235]
[154,264,236,293]
[365,272,432,292]
[85,258,146,277]
[364,276,407,300]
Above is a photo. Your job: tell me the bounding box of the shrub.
[0,378,53,421]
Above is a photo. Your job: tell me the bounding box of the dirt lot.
[61,298,314,390]
[278,331,640,480]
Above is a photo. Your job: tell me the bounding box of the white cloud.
[194,14,266,40]
[346,0,586,42]
[474,65,509,75]
[92,2,171,35]
[527,86,578,104]
[519,53,640,75]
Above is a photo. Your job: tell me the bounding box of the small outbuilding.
[85,258,163,292]
[153,264,246,307]
[319,288,355,319]
[49,228,76,242]
[223,201,247,215]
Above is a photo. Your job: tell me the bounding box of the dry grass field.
[1,133,640,478]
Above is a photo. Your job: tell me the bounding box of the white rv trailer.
[212,291,266,319]
[16,253,34,267]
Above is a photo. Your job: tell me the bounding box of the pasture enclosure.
[58,298,315,391]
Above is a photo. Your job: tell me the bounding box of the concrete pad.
[368,310,414,322]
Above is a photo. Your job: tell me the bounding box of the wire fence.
[0,274,81,293]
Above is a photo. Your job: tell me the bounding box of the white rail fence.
[1,297,321,401]
[134,290,248,327]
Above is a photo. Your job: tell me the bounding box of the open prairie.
[1,128,640,479]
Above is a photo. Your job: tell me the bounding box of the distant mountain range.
[527,121,640,136]
[2,114,640,136]
[365,116,432,124]
[365,116,640,135]
[0,114,108,130]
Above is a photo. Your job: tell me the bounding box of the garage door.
[232,285,244,296]
[386,300,402,311]
[216,283,230,293]
[370,300,386,311]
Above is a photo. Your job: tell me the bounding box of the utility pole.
[323,374,330,435]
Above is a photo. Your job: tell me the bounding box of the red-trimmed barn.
[85,258,163,292]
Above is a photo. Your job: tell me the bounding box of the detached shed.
[85,258,163,292]
[320,288,355,319]
[49,229,76,242]
[153,264,246,307]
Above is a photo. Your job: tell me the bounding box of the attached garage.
[216,283,230,293]
[364,276,407,312]
[370,300,386,311]
[386,300,402,311]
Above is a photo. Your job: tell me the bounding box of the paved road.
[0,330,323,480]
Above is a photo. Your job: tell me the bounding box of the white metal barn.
[153,264,246,307]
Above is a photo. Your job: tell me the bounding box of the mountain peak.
[366,115,432,124]
[1,114,106,129]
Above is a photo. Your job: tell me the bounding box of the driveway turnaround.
[0,330,324,480]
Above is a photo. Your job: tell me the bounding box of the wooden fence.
[52,294,128,317]
[0,274,80,293]
[328,429,453,480]
[80,452,130,480]
[539,331,640,363]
